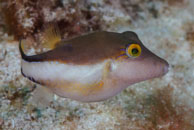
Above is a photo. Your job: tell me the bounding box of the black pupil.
[132,48,138,54]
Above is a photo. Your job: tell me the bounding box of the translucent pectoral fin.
[102,60,112,80]
[29,86,54,108]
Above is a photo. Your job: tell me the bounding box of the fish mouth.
[154,55,169,77]
[163,60,169,75]
[149,56,169,78]
[135,55,169,80]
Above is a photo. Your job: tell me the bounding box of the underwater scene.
[0,0,194,129]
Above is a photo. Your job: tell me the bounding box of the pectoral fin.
[102,60,112,79]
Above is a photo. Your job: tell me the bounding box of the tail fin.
[19,40,44,62]
[19,39,27,59]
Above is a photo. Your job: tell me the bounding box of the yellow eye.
[126,44,141,58]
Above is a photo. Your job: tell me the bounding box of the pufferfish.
[19,25,169,102]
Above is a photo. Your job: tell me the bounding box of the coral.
[184,22,194,57]
[163,0,185,5]
[0,0,104,40]
[0,0,171,41]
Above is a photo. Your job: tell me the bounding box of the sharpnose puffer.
[19,26,169,102]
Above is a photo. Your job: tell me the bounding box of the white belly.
[21,60,106,84]
[21,60,127,102]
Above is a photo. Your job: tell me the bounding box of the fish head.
[112,31,169,85]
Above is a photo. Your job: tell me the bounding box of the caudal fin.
[19,39,27,59]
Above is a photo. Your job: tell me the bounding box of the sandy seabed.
[0,0,194,129]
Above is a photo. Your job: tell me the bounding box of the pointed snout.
[149,54,169,77]
[162,59,169,75]
[113,47,169,85]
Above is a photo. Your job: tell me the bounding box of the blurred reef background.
[0,0,194,129]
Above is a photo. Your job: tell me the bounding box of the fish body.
[19,29,169,102]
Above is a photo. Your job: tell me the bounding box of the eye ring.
[126,44,141,58]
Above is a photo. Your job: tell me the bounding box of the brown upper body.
[20,31,144,64]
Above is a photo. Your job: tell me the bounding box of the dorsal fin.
[41,23,61,50]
